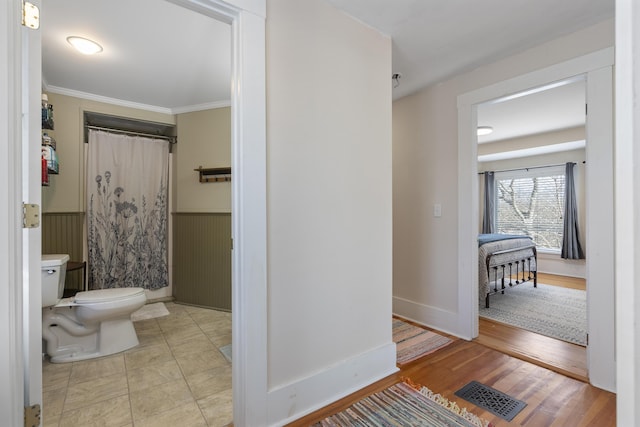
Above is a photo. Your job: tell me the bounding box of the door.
[23,0,44,420]
[0,0,43,424]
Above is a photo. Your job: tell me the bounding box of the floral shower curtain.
[87,129,169,290]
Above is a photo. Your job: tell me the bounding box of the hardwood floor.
[536,272,586,291]
[288,273,608,426]
[476,272,587,381]
[287,339,615,426]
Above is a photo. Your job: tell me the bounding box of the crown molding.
[44,85,230,115]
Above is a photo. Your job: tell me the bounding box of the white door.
[22,0,44,419]
[0,0,42,424]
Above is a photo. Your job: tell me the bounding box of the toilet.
[41,254,147,363]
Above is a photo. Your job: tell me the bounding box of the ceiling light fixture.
[477,126,493,136]
[66,36,103,55]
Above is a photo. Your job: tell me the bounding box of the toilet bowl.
[41,254,147,363]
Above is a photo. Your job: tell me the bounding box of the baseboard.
[267,342,398,426]
[393,296,464,339]
[144,286,173,302]
[145,296,175,304]
[537,252,586,278]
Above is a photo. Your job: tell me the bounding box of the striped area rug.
[393,319,453,365]
[312,380,492,427]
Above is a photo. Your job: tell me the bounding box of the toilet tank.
[42,254,70,307]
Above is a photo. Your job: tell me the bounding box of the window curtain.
[86,129,169,290]
[561,162,585,259]
[482,171,496,234]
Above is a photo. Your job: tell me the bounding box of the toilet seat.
[74,287,146,304]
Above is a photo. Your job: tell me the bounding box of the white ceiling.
[42,0,231,113]
[478,78,586,144]
[41,0,613,136]
[327,0,613,100]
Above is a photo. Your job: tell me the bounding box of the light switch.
[433,203,442,217]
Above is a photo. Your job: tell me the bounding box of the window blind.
[495,166,565,250]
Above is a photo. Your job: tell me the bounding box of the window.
[495,166,565,251]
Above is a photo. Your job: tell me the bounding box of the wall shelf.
[194,166,232,183]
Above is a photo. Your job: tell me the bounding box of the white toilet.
[41,254,147,363]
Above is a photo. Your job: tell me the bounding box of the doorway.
[474,79,588,379]
[18,0,267,425]
[457,48,615,391]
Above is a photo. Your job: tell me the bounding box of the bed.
[478,234,537,308]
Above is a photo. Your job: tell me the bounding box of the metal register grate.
[455,381,527,422]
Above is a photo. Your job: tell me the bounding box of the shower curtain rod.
[477,161,584,175]
[86,125,177,144]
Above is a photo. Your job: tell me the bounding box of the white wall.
[393,20,613,334]
[266,0,396,422]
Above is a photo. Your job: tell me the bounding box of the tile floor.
[42,302,233,427]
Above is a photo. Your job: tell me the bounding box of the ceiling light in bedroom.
[477,126,493,136]
[67,36,103,55]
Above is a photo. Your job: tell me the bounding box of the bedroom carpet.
[312,380,491,427]
[392,319,454,365]
[479,283,586,346]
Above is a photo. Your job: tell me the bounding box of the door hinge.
[586,333,589,346]
[24,404,41,427]
[23,203,40,229]
[22,1,40,29]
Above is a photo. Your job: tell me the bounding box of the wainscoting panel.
[172,213,231,311]
[42,212,85,292]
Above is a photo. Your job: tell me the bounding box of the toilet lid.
[74,287,145,304]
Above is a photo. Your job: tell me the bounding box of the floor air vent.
[454,381,527,422]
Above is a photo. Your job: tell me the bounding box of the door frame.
[457,47,615,392]
[152,3,269,423]
[9,0,268,425]
[1,0,29,424]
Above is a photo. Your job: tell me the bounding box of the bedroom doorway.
[457,49,615,391]
[474,79,588,379]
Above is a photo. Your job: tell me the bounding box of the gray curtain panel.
[482,171,496,234]
[561,162,585,259]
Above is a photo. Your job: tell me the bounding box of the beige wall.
[393,20,613,328]
[266,0,393,393]
[41,92,175,213]
[175,108,231,213]
[41,93,229,214]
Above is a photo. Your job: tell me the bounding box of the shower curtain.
[87,129,169,290]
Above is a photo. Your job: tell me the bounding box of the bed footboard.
[485,245,537,308]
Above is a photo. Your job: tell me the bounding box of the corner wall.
[173,108,232,309]
[266,0,395,423]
